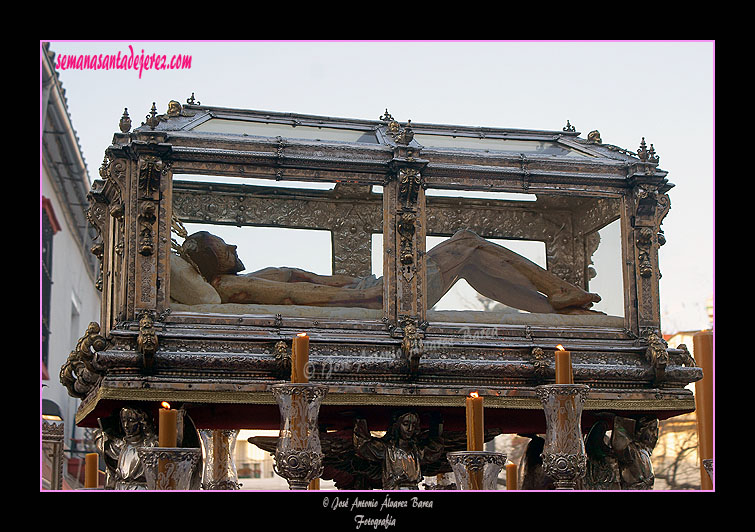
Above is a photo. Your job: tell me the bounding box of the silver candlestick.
[137,447,202,490]
[446,451,507,490]
[271,383,328,490]
[199,429,241,490]
[536,384,589,490]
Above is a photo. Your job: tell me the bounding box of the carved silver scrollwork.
[675,343,697,367]
[273,449,324,490]
[382,112,414,146]
[636,227,654,278]
[400,316,424,376]
[398,168,423,207]
[530,347,548,382]
[541,452,587,487]
[642,328,669,383]
[633,183,671,284]
[397,211,416,266]
[273,340,291,378]
[59,322,108,399]
[137,310,159,371]
[138,155,169,196]
[86,180,112,292]
[447,451,507,472]
[137,201,157,256]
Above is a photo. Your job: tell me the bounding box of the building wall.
[235,432,278,480]
[42,170,101,448]
[41,43,102,474]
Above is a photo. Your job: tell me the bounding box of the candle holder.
[271,383,328,490]
[446,451,507,490]
[199,429,241,490]
[137,447,202,490]
[535,384,589,490]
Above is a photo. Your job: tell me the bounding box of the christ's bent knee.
[450,229,483,243]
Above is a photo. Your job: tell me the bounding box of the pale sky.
[43,40,714,333]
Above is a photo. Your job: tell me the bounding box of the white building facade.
[41,42,101,479]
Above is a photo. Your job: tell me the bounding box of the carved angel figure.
[94,407,159,490]
[612,415,658,490]
[94,406,203,490]
[582,419,621,490]
[519,415,658,490]
[352,410,444,490]
[248,410,501,490]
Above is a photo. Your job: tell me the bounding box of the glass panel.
[171,175,383,318]
[182,224,332,275]
[413,134,591,157]
[371,233,383,277]
[423,192,624,327]
[586,218,624,317]
[174,174,335,190]
[426,189,537,202]
[427,236,546,313]
[192,118,378,144]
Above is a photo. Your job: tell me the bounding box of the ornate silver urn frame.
[62,100,703,490]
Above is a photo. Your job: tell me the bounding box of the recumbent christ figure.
[179,229,601,314]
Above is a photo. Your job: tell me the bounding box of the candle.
[506,461,518,490]
[85,452,98,488]
[555,345,573,384]
[159,402,178,447]
[213,430,228,483]
[158,402,178,489]
[290,333,310,447]
[308,478,320,490]
[465,392,484,490]
[292,333,310,383]
[465,392,484,451]
[694,330,714,490]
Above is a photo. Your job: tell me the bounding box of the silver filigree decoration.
[137,447,202,490]
[536,384,589,489]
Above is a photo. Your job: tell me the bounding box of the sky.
[43,40,714,333]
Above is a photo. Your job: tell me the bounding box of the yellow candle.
[555,345,573,384]
[694,330,714,490]
[308,478,320,490]
[292,333,310,383]
[158,402,178,489]
[466,392,484,451]
[466,392,484,489]
[159,402,178,447]
[506,461,518,490]
[213,430,228,483]
[84,452,98,488]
